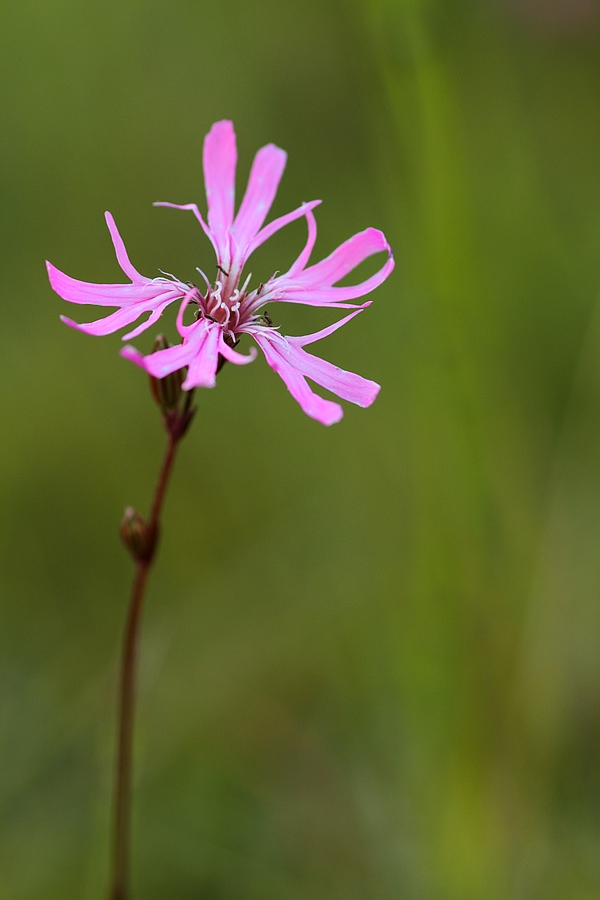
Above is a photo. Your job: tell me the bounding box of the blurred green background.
[2,0,600,897]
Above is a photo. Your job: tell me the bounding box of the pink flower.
[47,121,394,425]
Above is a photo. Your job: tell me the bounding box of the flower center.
[191,268,257,338]
[186,268,274,341]
[201,280,243,332]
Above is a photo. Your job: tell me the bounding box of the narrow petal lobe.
[232,143,287,250]
[254,332,344,426]
[203,121,237,257]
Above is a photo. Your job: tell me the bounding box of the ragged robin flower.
[47,120,394,425]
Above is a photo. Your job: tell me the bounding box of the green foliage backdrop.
[2,0,600,897]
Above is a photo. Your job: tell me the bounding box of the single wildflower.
[47,120,394,425]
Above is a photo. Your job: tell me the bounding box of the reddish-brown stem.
[109,430,180,900]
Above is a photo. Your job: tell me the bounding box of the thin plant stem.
[109,429,181,900]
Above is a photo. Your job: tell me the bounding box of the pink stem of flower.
[109,431,180,900]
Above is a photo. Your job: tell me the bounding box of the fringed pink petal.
[60,305,154,337]
[246,200,321,257]
[203,120,237,258]
[46,260,185,311]
[252,332,344,426]
[263,294,365,310]
[121,304,215,377]
[289,228,391,287]
[232,143,287,250]
[254,329,378,409]
[218,335,257,365]
[120,344,147,369]
[173,294,195,336]
[153,201,219,260]
[47,261,154,307]
[104,212,147,283]
[281,251,394,304]
[286,206,317,277]
[121,303,172,340]
[285,308,366,347]
[182,322,221,389]
[122,337,196,379]
[275,228,394,304]
[279,337,378,407]
[152,201,207,229]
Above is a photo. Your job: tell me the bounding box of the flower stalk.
[110,350,195,900]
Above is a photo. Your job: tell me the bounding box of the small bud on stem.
[119,507,157,563]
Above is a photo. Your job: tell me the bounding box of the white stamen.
[158,268,184,284]
[196,267,211,290]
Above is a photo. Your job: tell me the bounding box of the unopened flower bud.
[119,506,157,562]
[148,335,184,411]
